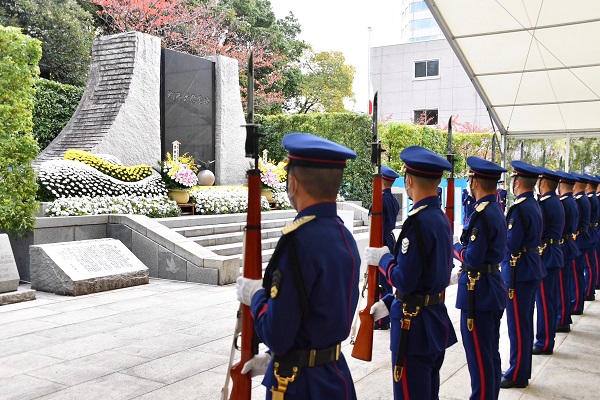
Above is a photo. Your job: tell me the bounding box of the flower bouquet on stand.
[157,152,198,203]
[258,153,287,204]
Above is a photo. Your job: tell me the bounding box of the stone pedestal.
[0,234,20,293]
[30,238,149,296]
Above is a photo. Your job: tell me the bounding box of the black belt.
[393,291,444,383]
[560,233,574,244]
[543,238,560,245]
[272,343,341,378]
[463,263,500,274]
[508,247,538,299]
[395,292,443,306]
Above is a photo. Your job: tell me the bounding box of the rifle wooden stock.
[351,173,383,361]
[229,170,262,400]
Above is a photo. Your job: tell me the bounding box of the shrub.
[0,25,42,235]
[33,78,83,150]
[64,149,153,182]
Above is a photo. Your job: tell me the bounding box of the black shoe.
[584,295,595,301]
[500,377,528,389]
[572,311,583,315]
[374,323,390,330]
[532,346,553,355]
[556,324,571,333]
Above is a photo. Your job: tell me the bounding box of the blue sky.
[269,0,403,113]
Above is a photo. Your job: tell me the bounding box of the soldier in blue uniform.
[570,172,591,315]
[584,174,599,301]
[452,156,507,399]
[555,171,580,333]
[462,187,476,224]
[365,145,457,400]
[497,181,507,213]
[595,174,600,290]
[236,132,360,400]
[532,168,564,355]
[375,166,401,330]
[500,161,543,389]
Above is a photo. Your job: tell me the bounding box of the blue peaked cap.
[510,160,542,178]
[570,172,591,184]
[538,166,562,182]
[466,156,506,180]
[583,174,600,184]
[282,132,356,169]
[400,146,451,178]
[555,171,578,184]
[381,166,399,181]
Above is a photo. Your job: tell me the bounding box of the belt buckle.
[308,349,316,367]
[424,294,430,306]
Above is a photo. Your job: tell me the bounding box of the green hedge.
[257,113,373,206]
[33,78,84,150]
[0,25,42,234]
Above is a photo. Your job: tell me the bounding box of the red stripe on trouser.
[586,253,593,296]
[472,325,486,400]
[596,250,600,286]
[540,281,550,350]
[573,259,580,311]
[402,363,410,399]
[512,294,522,379]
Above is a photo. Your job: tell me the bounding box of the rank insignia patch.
[401,238,410,254]
[470,227,478,242]
[508,218,514,230]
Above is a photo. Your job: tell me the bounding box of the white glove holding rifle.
[370,300,390,320]
[364,246,390,266]
[241,353,271,377]
[236,276,262,306]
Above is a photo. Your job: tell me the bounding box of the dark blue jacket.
[250,202,360,398]
[587,192,599,245]
[574,191,591,251]
[462,188,475,223]
[501,191,544,283]
[379,196,457,355]
[539,191,564,269]
[560,192,580,262]
[382,188,400,249]
[452,194,507,311]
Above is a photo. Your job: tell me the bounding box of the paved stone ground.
[1,279,599,400]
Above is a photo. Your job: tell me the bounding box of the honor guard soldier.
[595,174,600,290]
[555,171,580,333]
[532,168,564,355]
[497,181,507,213]
[452,156,507,399]
[365,146,457,400]
[584,174,599,301]
[462,187,476,224]
[570,172,591,315]
[375,166,401,330]
[236,133,360,400]
[500,161,543,389]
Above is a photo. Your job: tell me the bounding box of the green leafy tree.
[291,50,355,113]
[0,25,41,234]
[0,0,95,86]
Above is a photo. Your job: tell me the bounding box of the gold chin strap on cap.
[270,363,298,400]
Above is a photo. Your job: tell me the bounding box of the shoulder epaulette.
[408,205,428,216]
[588,193,595,198]
[475,201,489,213]
[540,195,551,202]
[575,194,583,200]
[282,215,316,235]
[514,197,526,205]
[560,195,568,201]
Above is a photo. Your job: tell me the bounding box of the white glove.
[236,276,262,306]
[364,246,390,266]
[370,300,390,321]
[241,353,271,377]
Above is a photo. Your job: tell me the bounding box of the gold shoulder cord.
[282,215,316,235]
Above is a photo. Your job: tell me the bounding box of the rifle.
[445,116,455,223]
[351,92,383,361]
[227,53,263,400]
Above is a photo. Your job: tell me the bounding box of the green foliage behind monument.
[0,25,41,234]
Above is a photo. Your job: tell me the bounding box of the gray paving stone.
[32,332,133,361]
[0,351,63,379]
[0,374,66,400]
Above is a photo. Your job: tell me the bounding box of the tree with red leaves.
[91,0,285,110]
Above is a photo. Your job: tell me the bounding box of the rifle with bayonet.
[226,53,263,400]
[445,116,455,223]
[351,92,383,361]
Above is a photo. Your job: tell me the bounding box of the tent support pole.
[565,132,571,172]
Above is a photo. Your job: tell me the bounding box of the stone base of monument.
[30,238,149,296]
[0,287,36,306]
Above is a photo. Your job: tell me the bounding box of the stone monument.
[0,234,35,305]
[30,238,149,296]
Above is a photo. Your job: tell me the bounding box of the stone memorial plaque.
[0,234,20,293]
[161,48,215,167]
[30,238,149,296]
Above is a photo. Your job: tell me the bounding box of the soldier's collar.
[515,191,534,201]
[477,193,498,204]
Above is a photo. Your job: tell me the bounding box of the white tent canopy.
[425,0,600,140]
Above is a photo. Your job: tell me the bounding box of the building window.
[414,59,439,79]
[414,109,438,125]
[409,1,428,13]
[409,18,437,30]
